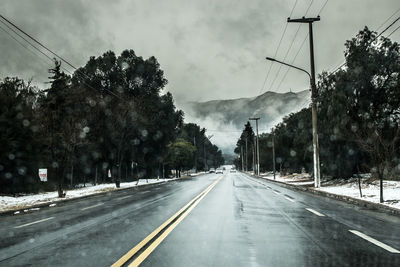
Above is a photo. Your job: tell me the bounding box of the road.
[0,172,399,266]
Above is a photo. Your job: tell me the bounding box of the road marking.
[117,195,133,200]
[111,176,224,267]
[141,190,151,194]
[14,217,54,229]
[273,191,280,195]
[80,203,104,211]
[349,230,400,253]
[285,197,295,202]
[305,208,325,217]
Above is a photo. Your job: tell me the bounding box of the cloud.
[0,0,399,102]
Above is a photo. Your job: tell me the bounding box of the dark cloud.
[0,0,399,100]
[0,0,112,83]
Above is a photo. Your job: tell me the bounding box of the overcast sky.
[1,0,399,106]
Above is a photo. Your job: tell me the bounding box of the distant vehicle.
[216,168,223,174]
[209,168,215,173]
[230,168,236,173]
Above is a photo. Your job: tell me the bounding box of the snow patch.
[0,178,176,212]
[261,172,400,211]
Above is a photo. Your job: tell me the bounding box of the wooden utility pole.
[272,131,276,180]
[240,146,244,171]
[249,117,260,175]
[252,139,256,174]
[245,137,248,172]
[288,16,321,187]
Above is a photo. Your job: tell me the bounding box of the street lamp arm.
[265,57,311,80]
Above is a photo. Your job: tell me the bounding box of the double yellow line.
[111,175,224,267]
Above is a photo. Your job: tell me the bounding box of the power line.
[375,7,400,32]
[276,33,309,91]
[0,24,53,70]
[0,14,124,101]
[0,19,57,65]
[0,18,76,78]
[387,24,400,37]
[275,0,331,93]
[317,0,330,15]
[266,0,314,93]
[0,14,77,71]
[375,15,400,39]
[258,0,299,95]
[330,15,400,75]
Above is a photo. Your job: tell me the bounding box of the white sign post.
[38,169,48,182]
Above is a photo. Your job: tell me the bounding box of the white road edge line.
[285,197,295,202]
[14,217,55,229]
[80,203,104,211]
[117,195,133,200]
[305,208,325,217]
[349,230,400,254]
[273,191,280,195]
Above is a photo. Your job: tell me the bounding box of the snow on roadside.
[260,172,400,211]
[261,172,314,185]
[316,179,400,210]
[0,178,175,213]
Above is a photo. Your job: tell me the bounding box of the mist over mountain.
[180,90,311,154]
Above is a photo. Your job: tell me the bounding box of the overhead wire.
[276,0,330,92]
[265,0,314,93]
[317,0,330,15]
[276,33,309,91]
[0,14,78,71]
[258,0,299,95]
[0,13,124,101]
[387,24,400,37]
[0,23,53,70]
[375,7,400,32]
[330,14,400,75]
[0,19,61,66]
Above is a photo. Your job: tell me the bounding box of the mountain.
[183,90,311,131]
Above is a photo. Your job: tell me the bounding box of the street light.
[265,57,311,80]
[265,56,321,188]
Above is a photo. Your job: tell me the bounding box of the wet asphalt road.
[0,172,399,266]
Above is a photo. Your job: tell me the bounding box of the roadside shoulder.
[248,173,400,217]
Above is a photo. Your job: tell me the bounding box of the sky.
[1,0,399,103]
[1,0,400,154]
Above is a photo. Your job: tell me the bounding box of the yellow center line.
[111,175,224,267]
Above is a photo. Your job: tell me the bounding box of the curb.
[248,173,400,217]
[0,179,177,217]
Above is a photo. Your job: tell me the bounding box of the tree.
[318,27,400,202]
[0,77,41,194]
[72,50,183,186]
[166,138,196,177]
[234,122,255,171]
[38,60,89,197]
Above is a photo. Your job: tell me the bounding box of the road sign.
[38,169,47,182]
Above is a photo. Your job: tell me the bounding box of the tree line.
[0,50,224,196]
[234,27,400,201]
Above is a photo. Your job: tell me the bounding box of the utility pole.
[252,139,256,175]
[241,145,244,171]
[203,134,213,171]
[245,137,248,172]
[193,136,197,173]
[249,117,260,175]
[287,16,321,188]
[272,130,276,180]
